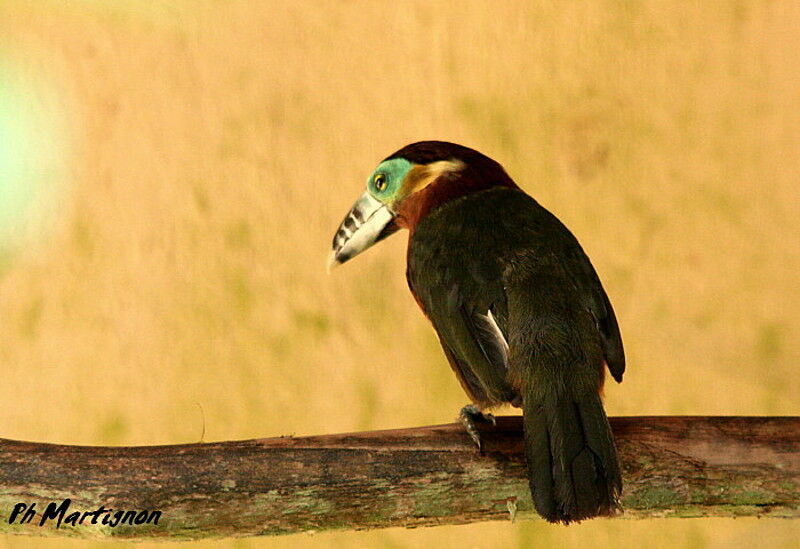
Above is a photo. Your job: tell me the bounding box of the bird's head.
[328,141,517,270]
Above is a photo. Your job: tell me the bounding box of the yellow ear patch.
[403,159,465,196]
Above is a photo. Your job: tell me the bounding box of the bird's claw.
[459,404,495,452]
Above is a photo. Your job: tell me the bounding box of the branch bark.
[0,416,798,540]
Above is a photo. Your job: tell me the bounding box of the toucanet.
[329,141,625,523]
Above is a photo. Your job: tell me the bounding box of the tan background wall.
[0,1,798,547]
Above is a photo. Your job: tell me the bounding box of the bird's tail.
[522,384,622,523]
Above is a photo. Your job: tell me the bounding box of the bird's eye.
[374,173,387,192]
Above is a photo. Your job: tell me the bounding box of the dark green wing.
[407,212,517,407]
[411,187,625,390]
[485,187,624,383]
[556,243,625,382]
[411,275,517,406]
[597,285,625,382]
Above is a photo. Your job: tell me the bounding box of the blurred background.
[1,1,798,548]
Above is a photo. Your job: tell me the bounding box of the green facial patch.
[366,158,413,203]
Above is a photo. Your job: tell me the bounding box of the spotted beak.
[328,192,399,271]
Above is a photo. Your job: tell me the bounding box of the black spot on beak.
[334,228,347,247]
[337,250,352,264]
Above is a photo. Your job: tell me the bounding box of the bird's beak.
[328,191,399,271]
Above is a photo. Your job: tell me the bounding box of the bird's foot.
[459,404,496,452]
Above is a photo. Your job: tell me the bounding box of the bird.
[328,141,625,523]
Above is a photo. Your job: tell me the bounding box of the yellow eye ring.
[374,173,387,192]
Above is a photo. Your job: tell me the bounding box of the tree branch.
[0,416,798,540]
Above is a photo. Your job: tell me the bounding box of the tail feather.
[523,390,621,523]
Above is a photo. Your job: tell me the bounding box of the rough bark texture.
[0,416,797,540]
